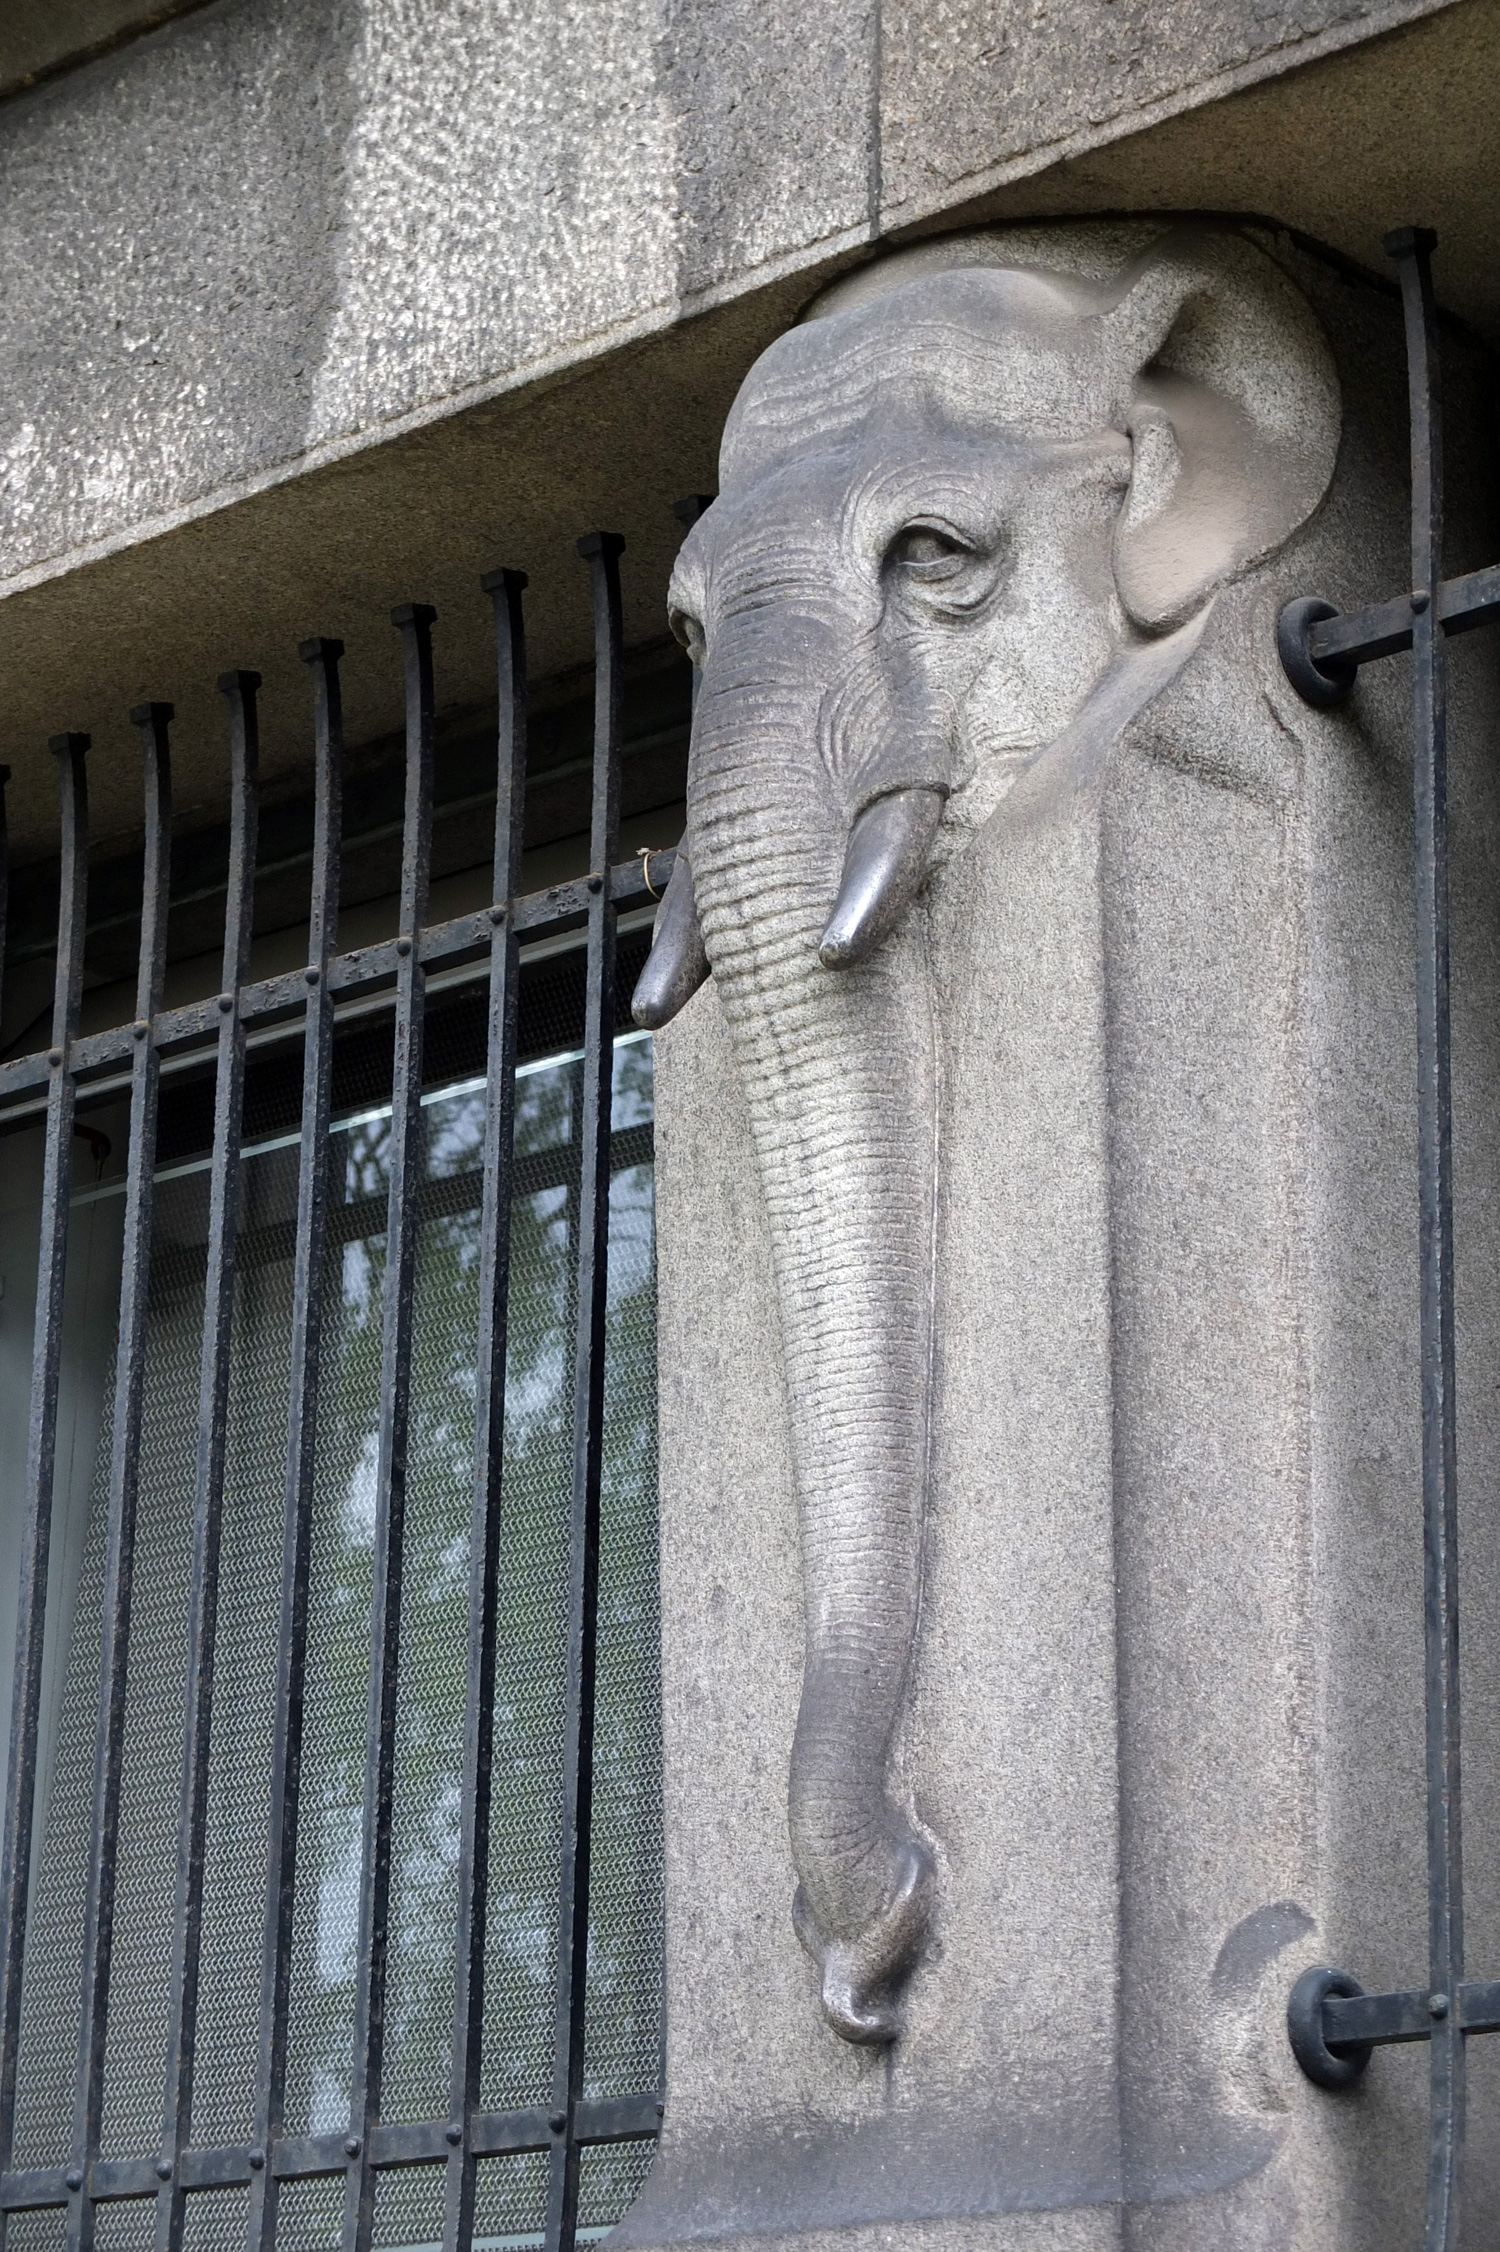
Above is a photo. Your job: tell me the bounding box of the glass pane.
[5,2212,69,2251]
[270,2175,343,2251]
[373,2165,446,2249]
[181,2188,252,2252]
[578,2137,659,2238]
[5,1021,661,2222]
[473,2150,549,2248]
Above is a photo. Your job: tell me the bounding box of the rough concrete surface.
[0,0,212,100]
[638,239,1500,2246]
[6,0,1500,885]
[878,0,1454,220]
[0,0,1478,600]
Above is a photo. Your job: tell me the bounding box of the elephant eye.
[888,525,972,581]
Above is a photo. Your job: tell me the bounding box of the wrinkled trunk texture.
[687,623,938,2041]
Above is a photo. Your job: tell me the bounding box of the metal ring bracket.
[1277,596,1357,706]
[1288,1966,1373,2091]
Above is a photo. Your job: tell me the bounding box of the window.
[0,545,680,2251]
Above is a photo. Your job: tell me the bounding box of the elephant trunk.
[687,654,938,2042]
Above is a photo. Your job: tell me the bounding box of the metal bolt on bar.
[342,604,438,2252]
[0,734,88,2252]
[66,707,173,2252]
[247,642,344,2252]
[440,571,530,2252]
[1279,227,1500,2252]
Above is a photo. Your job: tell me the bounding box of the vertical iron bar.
[0,735,89,2247]
[155,673,259,2252]
[1387,224,1463,2252]
[248,642,344,2252]
[66,707,173,2252]
[543,534,624,2252]
[0,765,10,1025]
[343,605,436,2252]
[441,572,529,2252]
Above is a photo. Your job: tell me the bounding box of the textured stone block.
[876,0,1462,225]
[632,242,1500,2247]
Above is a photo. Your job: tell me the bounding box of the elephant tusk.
[631,847,712,1029]
[818,787,945,969]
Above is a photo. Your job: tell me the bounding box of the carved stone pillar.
[622,227,1500,2249]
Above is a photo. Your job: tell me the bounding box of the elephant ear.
[1098,230,1340,633]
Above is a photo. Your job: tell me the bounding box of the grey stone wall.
[636,236,1500,2251]
[0,0,1462,599]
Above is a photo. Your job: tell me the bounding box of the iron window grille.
[1277,229,1500,2250]
[0,526,687,2252]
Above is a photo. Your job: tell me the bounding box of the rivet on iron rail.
[1430,1991,1450,2017]
[134,1019,150,1040]
[343,2135,361,2159]
[490,904,506,924]
[218,993,234,1013]
[445,2122,462,2146]
[304,965,319,984]
[248,2147,266,2170]
[587,873,603,894]
[548,2109,567,2134]
[48,1048,63,1067]
[1412,587,1431,613]
[155,2158,172,2181]
[396,935,412,956]
[65,2169,82,2192]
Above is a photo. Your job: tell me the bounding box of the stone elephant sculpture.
[632,223,1340,2044]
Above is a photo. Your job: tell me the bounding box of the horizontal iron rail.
[0,2097,662,2210]
[0,851,675,1122]
[1308,560,1500,670]
[0,719,687,972]
[1326,1981,1500,2050]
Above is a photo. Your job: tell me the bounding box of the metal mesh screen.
[577,2143,657,2238]
[12,1150,298,2167]
[4,2213,66,2250]
[582,1042,663,2106]
[471,2153,551,2249]
[8,1025,661,2241]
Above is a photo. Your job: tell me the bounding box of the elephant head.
[634,224,1339,2043]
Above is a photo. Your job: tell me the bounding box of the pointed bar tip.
[1384,224,1438,262]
